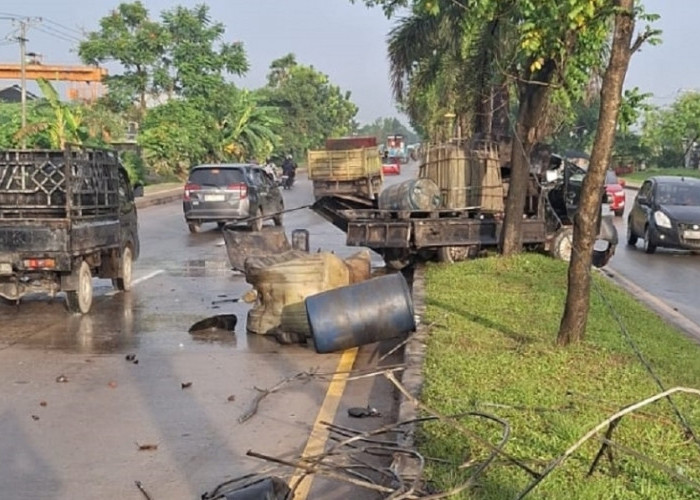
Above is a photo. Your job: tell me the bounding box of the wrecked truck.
[312,141,618,269]
[0,146,142,313]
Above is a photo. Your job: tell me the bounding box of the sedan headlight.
[653,211,672,229]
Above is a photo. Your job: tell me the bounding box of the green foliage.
[421,255,700,499]
[80,2,249,116]
[120,150,146,183]
[0,103,22,148]
[641,91,700,168]
[260,54,358,159]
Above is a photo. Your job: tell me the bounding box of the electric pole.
[19,19,27,148]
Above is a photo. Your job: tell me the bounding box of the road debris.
[347,406,382,418]
[238,371,315,424]
[202,474,290,500]
[181,382,193,389]
[55,374,68,383]
[223,226,293,272]
[135,442,158,452]
[108,381,118,389]
[227,395,236,402]
[125,354,136,362]
[189,314,237,334]
[134,480,153,500]
[31,415,39,421]
[39,401,47,407]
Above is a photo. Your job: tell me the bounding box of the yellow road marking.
[289,347,359,499]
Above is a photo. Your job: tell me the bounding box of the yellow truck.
[307,137,383,200]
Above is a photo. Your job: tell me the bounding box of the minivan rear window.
[189,167,245,186]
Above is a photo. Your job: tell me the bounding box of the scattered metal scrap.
[238,371,316,424]
[135,480,153,500]
[189,314,238,334]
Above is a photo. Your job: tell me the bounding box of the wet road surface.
[608,188,700,327]
[0,167,414,499]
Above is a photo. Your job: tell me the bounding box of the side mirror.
[133,183,145,198]
[619,178,626,187]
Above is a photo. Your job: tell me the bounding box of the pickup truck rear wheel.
[112,246,133,292]
[66,261,93,314]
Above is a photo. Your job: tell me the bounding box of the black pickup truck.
[0,146,142,313]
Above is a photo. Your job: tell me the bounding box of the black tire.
[112,246,133,292]
[217,222,226,230]
[437,246,474,264]
[626,221,638,246]
[551,226,574,262]
[273,202,284,226]
[65,261,93,314]
[384,249,412,270]
[249,207,263,232]
[188,222,201,234]
[643,226,657,254]
[614,209,624,217]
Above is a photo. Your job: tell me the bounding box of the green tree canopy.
[260,54,358,159]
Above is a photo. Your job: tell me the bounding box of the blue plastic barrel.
[305,273,416,354]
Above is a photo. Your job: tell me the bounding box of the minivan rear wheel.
[249,207,263,232]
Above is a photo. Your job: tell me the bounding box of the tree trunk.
[501,62,555,256]
[557,0,636,346]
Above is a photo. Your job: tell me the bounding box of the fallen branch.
[516,386,700,499]
[238,371,314,424]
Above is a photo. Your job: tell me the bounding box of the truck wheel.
[66,261,93,314]
[188,222,201,234]
[249,207,263,232]
[437,246,474,264]
[551,226,574,262]
[384,249,412,270]
[112,246,133,292]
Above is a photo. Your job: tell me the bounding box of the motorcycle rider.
[281,154,297,189]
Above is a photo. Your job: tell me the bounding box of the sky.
[0,0,696,124]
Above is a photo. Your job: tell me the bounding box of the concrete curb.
[136,187,182,210]
[392,263,429,482]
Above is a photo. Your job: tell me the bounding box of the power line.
[43,17,83,37]
[34,25,81,44]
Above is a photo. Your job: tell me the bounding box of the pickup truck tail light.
[184,183,200,201]
[228,183,248,199]
[24,258,56,270]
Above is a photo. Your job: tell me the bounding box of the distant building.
[0,85,39,104]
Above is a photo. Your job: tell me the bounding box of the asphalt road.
[0,167,414,499]
[608,188,700,327]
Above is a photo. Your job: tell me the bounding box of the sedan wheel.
[626,222,638,246]
[643,226,657,254]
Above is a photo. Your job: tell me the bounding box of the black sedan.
[627,175,700,253]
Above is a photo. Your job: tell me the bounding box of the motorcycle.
[281,171,295,190]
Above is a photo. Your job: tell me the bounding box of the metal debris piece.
[31,415,40,421]
[125,354,136,361]
[39,401,47,407]
[227,395,236,402]
[181,382,193,390]
[55,375,68,383]
[135,480,153,500]
[202,475,290,500]
[189,314,238,334]
[347,406,382,418]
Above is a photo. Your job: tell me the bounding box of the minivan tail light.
[184,183,200,201]
[228,182,248,199]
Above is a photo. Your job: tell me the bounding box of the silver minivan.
[183,164,285,233]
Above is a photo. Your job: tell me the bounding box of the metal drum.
[377,178,442,211]
[305,273,416,354]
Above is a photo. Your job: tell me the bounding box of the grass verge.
[621,168,700,183]
[419,254,700,499]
